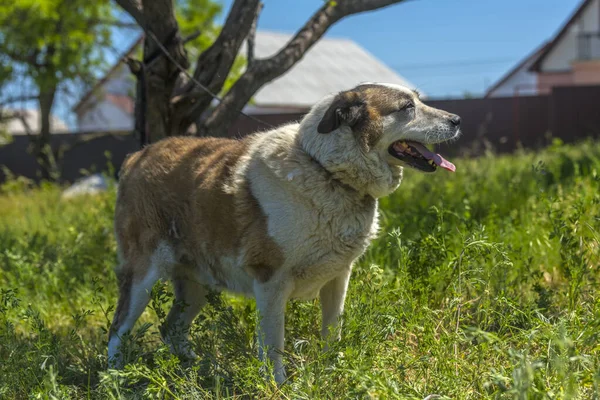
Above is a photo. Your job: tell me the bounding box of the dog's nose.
[449,115,461,126]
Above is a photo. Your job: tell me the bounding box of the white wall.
[103,65,135,97]
[582,0,600,31]
[76,64,136,131]
[4,109,69,135]
[542,0,600,71]
[487,58,539,97]
[78,100,133,132]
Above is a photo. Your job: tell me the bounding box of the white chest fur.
[247,158,379,299]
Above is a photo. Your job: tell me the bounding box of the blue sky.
[222,0,582,97]
[4,0,585,128]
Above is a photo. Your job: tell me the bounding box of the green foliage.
[0,129,13,146]
[175,0,222,60]
[1,140,600,398]
[174,0,245,96]
[0,0,113,90]
[90,0,242,109]
[0,58,12,91]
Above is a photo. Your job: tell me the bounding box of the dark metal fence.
[2,85,600,184]
[429,85,600,156]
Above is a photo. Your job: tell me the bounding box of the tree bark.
[115,0,407,141]
[36,86,57,180]
[199,0,406,137]
[140,0,189,142]
[169,0,261,135]
[125,58,147,146]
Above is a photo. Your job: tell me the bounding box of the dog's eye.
[398,102,415,112]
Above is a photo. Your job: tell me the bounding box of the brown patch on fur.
[353,85,416,152]
[114,136,284,291]
[352,106,383,152]
[317,91,367,134]
[318,84,416,152]
[355,84,414,116]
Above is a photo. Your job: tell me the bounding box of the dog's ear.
[317,92,367,134]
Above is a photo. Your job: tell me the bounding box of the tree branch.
[113,0,146,29]
[0,47,40,66]
[200,0,407,137]
[89,19,140,29]
[115,0,407,142]
[125,57,143,76]
[246,2,263,69]
[8,110,35,138]
[183,30,202,45]
[0,94,40,107]
[265,0,405,74]
[170,0,262,134]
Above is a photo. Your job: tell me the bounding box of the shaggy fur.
[107,82,461,384]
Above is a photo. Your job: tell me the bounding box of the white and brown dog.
[107,83,460,384]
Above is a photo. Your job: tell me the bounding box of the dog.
[107,82,460,384]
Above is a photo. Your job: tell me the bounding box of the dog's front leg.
[319,268,351,347]
[254,279,292,385]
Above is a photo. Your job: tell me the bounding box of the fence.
[2,85,600,184]
[428,85,600,156]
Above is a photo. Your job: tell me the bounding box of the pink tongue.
[406,141,456,172]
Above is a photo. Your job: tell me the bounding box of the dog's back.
[115,136,249,265]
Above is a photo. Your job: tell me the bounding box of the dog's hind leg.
[161,267,208,360]
[319,268,351,347]
[108,242,174,368]
[254,279,292,385]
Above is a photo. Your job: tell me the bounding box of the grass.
[1,138,600,399]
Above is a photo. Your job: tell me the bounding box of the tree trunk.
[196,69,264,137]
[140,0,190,143]
[116,0,407,142]
[36,86,57,180]
[197,0,407,137]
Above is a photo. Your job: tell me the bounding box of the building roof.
[240,31,417,107]
[529,0,595,72]
[73,36,142,113]
[484,42,549,98]
[74,30,417,113]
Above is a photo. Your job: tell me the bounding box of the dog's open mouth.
[388,141,456,173]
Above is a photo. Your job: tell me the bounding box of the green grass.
[1,138,600,399]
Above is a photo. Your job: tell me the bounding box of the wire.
[392,56,518,71]
[145,30,274,129]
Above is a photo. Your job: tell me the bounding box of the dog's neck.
[297,127,402,199]
[302,144,364,197]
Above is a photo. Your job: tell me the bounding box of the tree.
[0,0,116,179]
[115,0,409,142]
[120,0,242,145]
[0,63,15,144]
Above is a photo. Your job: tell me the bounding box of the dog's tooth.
[394,142,407,152]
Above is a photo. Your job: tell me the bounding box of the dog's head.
[300,83,461,198]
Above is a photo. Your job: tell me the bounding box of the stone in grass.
[61,173,109,199]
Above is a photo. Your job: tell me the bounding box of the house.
[1,108,68,135]
[73,37,140,132]
[73,31,417,132]
[531,0,600,93]
[486,0,600,97]
[484,43,548,98]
